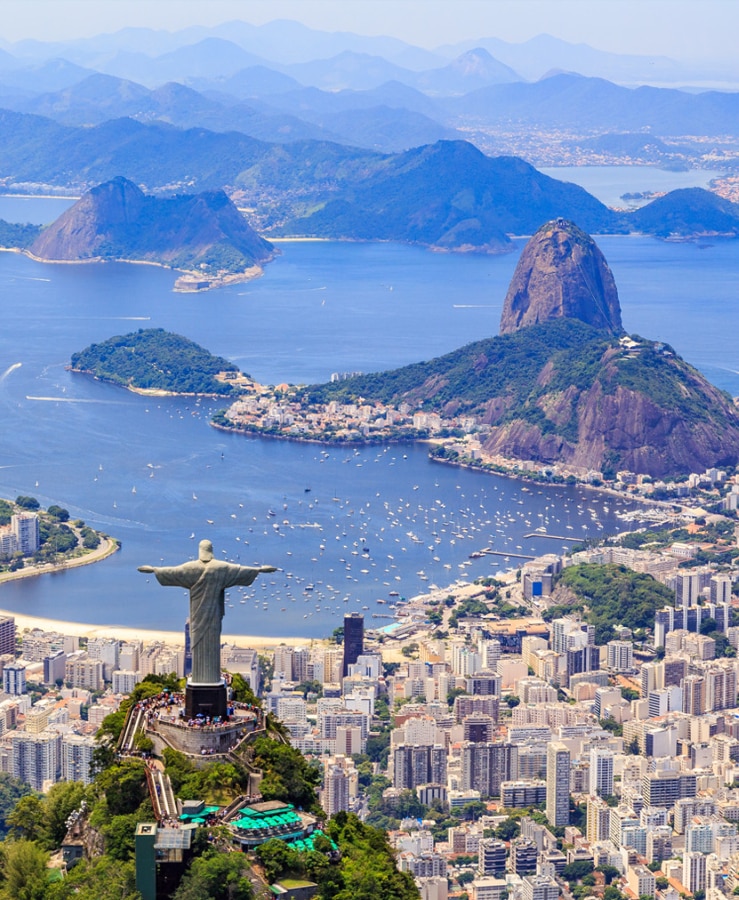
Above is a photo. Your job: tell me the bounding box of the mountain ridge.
[28,176,275,289]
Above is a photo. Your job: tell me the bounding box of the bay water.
[0,194,737,638]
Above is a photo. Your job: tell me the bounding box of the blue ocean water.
[0,200,737,637]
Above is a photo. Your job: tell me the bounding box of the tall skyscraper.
[546,742,570,827]
[342,613,364,677]
[589,748,614,797]
[0,616,15,657]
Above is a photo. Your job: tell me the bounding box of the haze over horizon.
[1,0,736,65]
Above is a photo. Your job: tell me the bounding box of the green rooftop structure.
[225,800,319,850]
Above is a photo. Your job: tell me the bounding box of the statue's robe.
[152,559,261,684]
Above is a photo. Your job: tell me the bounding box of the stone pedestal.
[185,681,228,720]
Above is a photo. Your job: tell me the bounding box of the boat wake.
[0,362,21,381]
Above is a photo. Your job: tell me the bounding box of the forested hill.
[299,317,739,478]
[30,176,275,277]
[70,328,245,396]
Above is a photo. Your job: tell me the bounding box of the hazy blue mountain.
[190,66,304,100]
[95,38,270,87]
[0,46,21,70]
[279,140,621,248]
[628,188,739,236]
[4,28,199,66]
[0,57,93,93]
[204,19,444,69]
[190,101,342,144]
[436,33,711,84]
[0,109,378,195]
[317,105,459,152]
[5,22,444,71]
[448,73,739,136]
[17,73,152,124]
[283,51,418,92]
[11,75,337,142]
[411,48,521,93]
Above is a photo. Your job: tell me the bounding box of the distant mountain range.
[2,20,735,86]
[1,110,738,252]
[0,17,736,176]
[2,64,739,168]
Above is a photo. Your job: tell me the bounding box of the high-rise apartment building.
[61,734,96,785]
[589,748,614,797]
[3,663,26,695]
[393,744,446,790]
[342,613,364,678]
[10,731,61,791]
[461,741,517,798]
[0,616,15,657]
[546,742,570,827]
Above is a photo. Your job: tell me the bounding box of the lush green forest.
[70,328,243,396]
[0,219,41,248]
[548,563,674,643]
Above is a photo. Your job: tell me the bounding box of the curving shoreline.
[0,536,120,586]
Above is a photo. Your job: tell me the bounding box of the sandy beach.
[0,609,326,652]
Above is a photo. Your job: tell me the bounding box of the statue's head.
[198,539,214,563]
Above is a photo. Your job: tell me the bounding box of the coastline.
[68,367,237,400]
[0,537,120,586]
[0,607,327,652]
[1,247,270,294]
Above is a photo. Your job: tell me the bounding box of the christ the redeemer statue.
[138,540,276,686]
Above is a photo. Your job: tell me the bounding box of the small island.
[0,495,117,582]
[70,328,257,397]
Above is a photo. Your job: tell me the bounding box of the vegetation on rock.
[70,328,244,396]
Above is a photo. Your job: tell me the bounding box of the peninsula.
[25,176,276,291]
[215,219,739,480]
[0,495,116,581]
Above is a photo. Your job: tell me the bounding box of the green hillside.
[70,328,242,395]
[298,318,739,477]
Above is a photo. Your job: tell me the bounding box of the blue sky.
[1,0,735,61]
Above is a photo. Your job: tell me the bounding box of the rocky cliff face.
[479,349,739,478]
[320,218,739,477]
[30,176,274,274]
[499,218,622,335]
